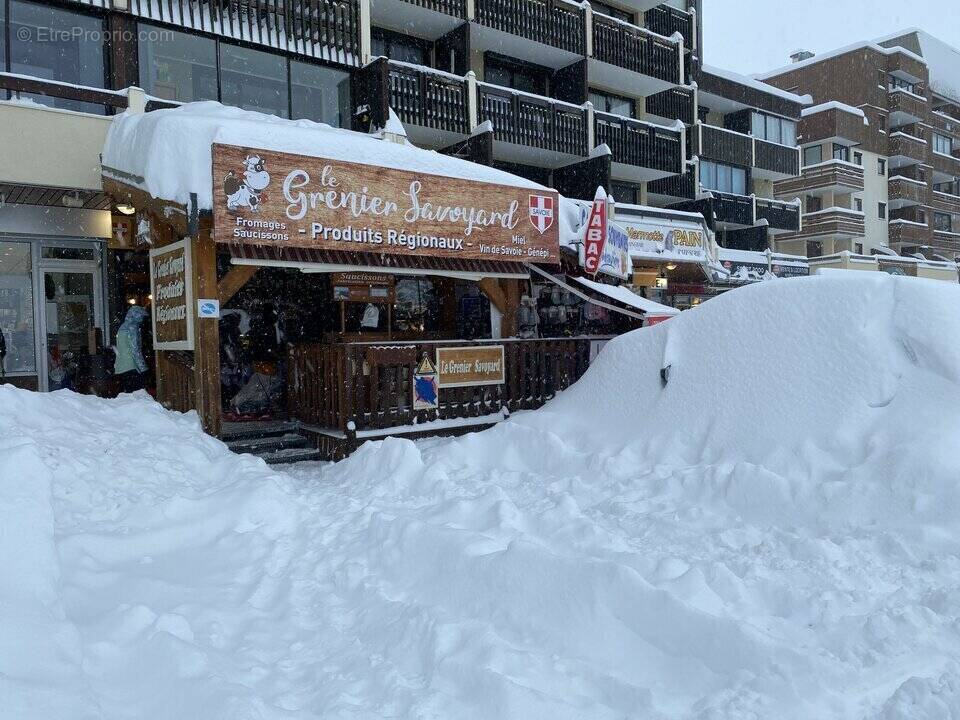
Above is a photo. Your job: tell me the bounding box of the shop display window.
[0,242,36,374]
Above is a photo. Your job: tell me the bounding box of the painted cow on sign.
[223,155,271,212]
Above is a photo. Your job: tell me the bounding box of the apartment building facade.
[759,31,960,261]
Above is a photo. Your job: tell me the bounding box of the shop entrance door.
[38,267,102,392]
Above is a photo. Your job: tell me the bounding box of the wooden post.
[500,280,521,337]
[190,229,221,437]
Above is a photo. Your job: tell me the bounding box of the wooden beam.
[191,230,222,437]
[500,280,522,337]
[478,277,507,314]
[217,265,259,305]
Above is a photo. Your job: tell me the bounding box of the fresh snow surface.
[4,274,960,719]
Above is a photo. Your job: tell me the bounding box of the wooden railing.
[709,192,754,227]
[595,112,681,172]
[72,0,361,63]
[697,124,752,167]
[755,198,800,232]
[645,87,695,126]
[754,138,800,177]
[388,63,469,134]
[478,84,587,156]
[648,169,696,200]
[289,338,596,432]
[644,4,694,48]
[591,15,680,84]
[157,351,196,414]
[475,0,585,54]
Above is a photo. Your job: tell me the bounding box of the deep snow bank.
[3,274,960,720]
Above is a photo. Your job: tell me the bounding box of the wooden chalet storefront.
[103,118,612,458]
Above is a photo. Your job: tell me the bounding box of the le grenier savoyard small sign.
[211,144,561,264]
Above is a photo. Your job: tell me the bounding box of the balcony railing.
[644,4,694,48]
[755,198,801,232]
[74,0,361,63]
[478,84,587,156]
[709,192,754,227]
[645,87,695,126]
[388,63,469,135]
[595,111,681,172]
[888,88,926,124]
[475,0,585,54]
[754,138,800,177]
[888,176,928,206]
[774,160,864,197]
[781,207,864,240]
[591,14,680,84]
[648,169,696,200]
[697,124,752,167]
[888,219,930,246]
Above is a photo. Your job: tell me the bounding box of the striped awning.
[226,243,531,279]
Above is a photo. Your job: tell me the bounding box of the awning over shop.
[569,275,680,316]
[228,243,530,280]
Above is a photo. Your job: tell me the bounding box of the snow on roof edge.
[701,64,812,105]
[755,38,926,81]
[801,101,866,118]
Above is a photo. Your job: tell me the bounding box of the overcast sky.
[703,0,960,77]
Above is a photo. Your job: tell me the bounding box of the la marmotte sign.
[212,144,560,264]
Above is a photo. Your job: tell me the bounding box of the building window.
[918,168,926,183]
[700,160,747,195]
[934,133,954,156]
[0,241,36,374]
[591,0,634,23]
[8,1,107,113]
[935,212,953,232]
[855,242,864,254]
[888,74,917,94]
[917,209,926,225]
[609,182,639,204]
[878,202,887,220]
[290,61,351,128]
[878,114,887,132]
[803,145,823,166]
[854,151,863,165]
[935,178,960,195]
[484,56,548,96]
[806,241,823,257]
[219,44,289,118]
[371,28,428,65]
[588,89,634,118]
[832,143,850,162]
[138,25,217,103]
[878,159,886,176]
[751,112,796,147]
[805,196,823,213]
[855,197,863,212]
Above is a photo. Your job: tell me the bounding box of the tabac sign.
[212,144,560,264]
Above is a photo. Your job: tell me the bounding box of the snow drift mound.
[4,273,960,720]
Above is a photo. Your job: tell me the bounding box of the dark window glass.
[832,143,849,162]
[484,57,547,96]
[935,212,953,232]
[371,29,427,65]
[9,1,106,113]
[803,145,823,166]
[878,202,887,219]
[220,44,289,118]
[854,151,863,165]
[700,160,746,195]
[610,182,638,204]
[589,89,634,118]
[0,241,36,374]
[878,159,886,175]
[855,197,863,212]
[805,196,822,213]
[290,61,351,128]
[137,24,217,103]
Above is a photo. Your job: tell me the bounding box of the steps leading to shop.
[222,421,325,465]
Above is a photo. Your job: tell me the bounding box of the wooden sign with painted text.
[211,144,560,264]
[436,345,505,388]
[149,238,194,350]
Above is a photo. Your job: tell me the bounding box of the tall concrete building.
[759,30,960,261]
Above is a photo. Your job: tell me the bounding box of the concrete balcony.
[779,207,865,243]
[888,131,928,169]
[887,88,926,127]
[888,219,930,247]
[775,160,864,198]
[887,176,928,209]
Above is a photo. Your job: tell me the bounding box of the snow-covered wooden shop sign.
[211,144,561,265]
